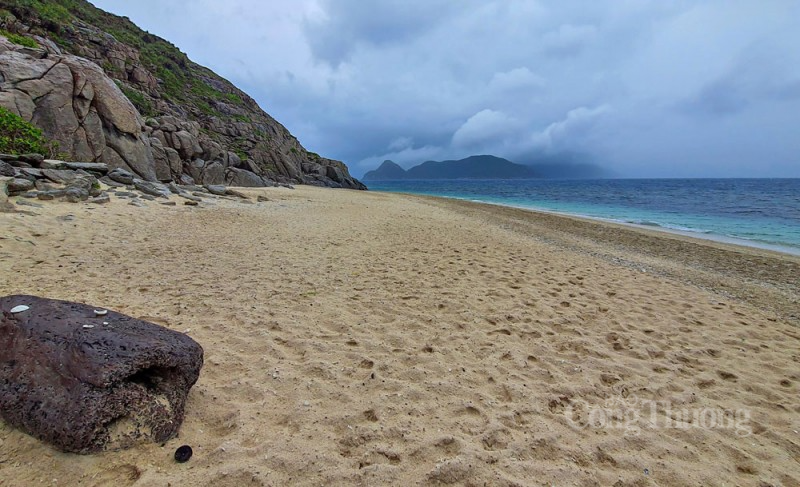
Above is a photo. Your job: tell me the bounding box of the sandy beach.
[1,186,798,486]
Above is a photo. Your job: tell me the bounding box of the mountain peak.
[364,160,408,180]
[363,155,538,180]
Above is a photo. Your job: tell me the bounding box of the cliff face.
[0,0,366,189]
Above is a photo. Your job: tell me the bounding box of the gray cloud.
[681,41,800,116]
[452,109,520,150]
[93,0,800,177]
[304,0,474,66]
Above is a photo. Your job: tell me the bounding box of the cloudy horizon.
[92,0,800,178]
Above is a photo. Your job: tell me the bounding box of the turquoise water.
[367,179,800,255]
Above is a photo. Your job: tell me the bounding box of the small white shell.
[10,305,30,314]
[83,325,94,329]
[93,309,108,316]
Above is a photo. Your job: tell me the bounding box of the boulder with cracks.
[0,38,157,180]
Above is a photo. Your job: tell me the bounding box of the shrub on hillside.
[0,28,39,48]
[0,106,48,155]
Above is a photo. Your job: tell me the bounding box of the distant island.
[363,154,610,180]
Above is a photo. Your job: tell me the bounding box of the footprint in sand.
[600,373,621,386]
[697,379,716,389]
[433,436,461,455]
[90,464,142,486]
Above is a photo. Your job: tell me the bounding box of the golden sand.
[1,186,798,486]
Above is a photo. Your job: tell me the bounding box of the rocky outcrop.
[0,153,268,207]
[0,295,204,453]
[0,37,158,180]
[0,2,366,190]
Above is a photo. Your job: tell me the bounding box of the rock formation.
[0,152,270,208]
[0,37,158,180]
[0,1,366,190]
[0,295,204,454]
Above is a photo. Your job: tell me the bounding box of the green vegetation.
[141,42,188,72]
[6,0,69,25]
[194,98,216,116]
[187,79,249,114]
[118,84,155,117]
[7,0,138,45]
[0,106,48,155]
[189,78,219,99]
[0,28,39,48]
[100,60,118,73]
[289,147,298,154]
[225,93,244,105]
[155,66,183,101]
[230,136,251,161]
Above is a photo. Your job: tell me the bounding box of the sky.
[91,0,800,178]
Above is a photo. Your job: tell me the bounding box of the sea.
[367,179,800,255]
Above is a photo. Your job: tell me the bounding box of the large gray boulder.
[133,179,171,198]
[226,167,268,187]
[0,160,16,177]
[7,177,33,194]
[0,38,157,181]
[0,295,203,453]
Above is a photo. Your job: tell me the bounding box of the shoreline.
[408,191,800,326]
[1,185,799,485]
[375,190,800,257]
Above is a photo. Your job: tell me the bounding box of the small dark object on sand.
[175,445,193,463]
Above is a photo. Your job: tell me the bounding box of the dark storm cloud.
[92,0,800,177]
[305,0,475,65]
[687,78,750,116]
[680,41,800,117]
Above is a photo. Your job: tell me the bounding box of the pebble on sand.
[174,445,193,463]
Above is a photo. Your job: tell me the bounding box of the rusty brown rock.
[0,295,203,453]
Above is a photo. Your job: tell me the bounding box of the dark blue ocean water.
[367,179,800,254]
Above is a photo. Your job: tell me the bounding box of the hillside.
[363,160,407,180]
[363,155,539,180]
[0,0,365,189]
